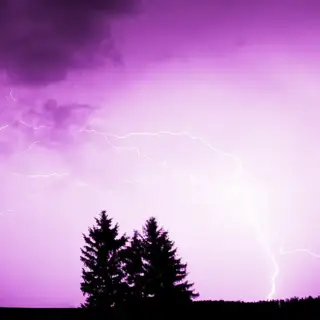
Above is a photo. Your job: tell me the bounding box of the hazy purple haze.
[0,0,319,307]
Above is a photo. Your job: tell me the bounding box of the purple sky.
[0,0,320,307]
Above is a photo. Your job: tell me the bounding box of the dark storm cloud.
[0,0,139,86]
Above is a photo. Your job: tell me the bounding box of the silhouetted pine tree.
[141,217,199,305]
[122,230,145,305]
[80,210,128,312]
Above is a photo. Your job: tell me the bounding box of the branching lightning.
[9,89,17,102]
[1,89,319,302]
[11,172,70,179]
[279,247,320,259]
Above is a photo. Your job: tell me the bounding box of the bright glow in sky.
[0,0,319,307]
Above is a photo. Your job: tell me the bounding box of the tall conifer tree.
[80,211,128,311]
[141,217,199,304]
[122,230,145,305]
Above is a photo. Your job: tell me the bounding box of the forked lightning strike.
[280,247,320,259]
[0,97,318,300]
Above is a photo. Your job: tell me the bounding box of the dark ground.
[1,297,319,319]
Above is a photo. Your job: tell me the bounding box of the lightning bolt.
[0,124,9,131]
[9,89,17,102]
[4,88,17,102]
[0,94,317,302]
[279,247,320,259]
[11,172,69,179]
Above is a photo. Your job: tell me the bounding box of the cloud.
[0,0,139,86]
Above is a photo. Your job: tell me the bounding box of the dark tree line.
[80,211,198,315]
[2,297,319,320]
